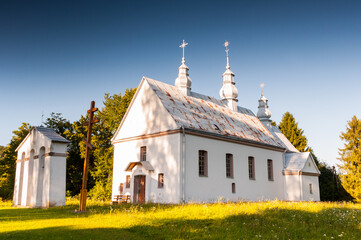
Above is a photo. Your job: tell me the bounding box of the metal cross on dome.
[260,83,265,96]
[179,40,188,60]
[224,40,230,69]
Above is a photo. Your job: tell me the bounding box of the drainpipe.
[282,149,287,200]
[181,127,186,203]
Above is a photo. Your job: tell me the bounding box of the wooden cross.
[79,101,98,212]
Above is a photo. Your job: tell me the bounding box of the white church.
[110,40,320,204]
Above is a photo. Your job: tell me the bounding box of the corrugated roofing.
[36,127,69,143]
[284,152,310,171]
[146,77,283,148]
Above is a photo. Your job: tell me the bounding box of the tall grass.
[0,199,360,239]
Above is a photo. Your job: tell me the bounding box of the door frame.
[133,175,146,204]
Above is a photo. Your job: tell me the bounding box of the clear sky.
[1,0,360,167]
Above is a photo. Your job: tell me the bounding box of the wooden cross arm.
[83,118,99,126]
[82,139,94,150]
[87,107,98,113]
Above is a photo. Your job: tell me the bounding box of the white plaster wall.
[302,157,319,174]
[284,175,302,201]
[113,80,178,141]
[112,133,180,203]
[13,128,67,208]
[49,156,66,206]
[184,135,285,202]
[302,175,320,201]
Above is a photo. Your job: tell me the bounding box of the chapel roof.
[146,77,285,148]
[35,126,69,143]
[284,152,311,171]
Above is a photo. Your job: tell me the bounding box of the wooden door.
[133,175,146,204]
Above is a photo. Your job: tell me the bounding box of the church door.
[133,175,146,204]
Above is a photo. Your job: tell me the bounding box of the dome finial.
[220,40,238,111]
[175,40,192,96]
[257,84,272,126]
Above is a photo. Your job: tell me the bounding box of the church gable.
[112,78,178,142]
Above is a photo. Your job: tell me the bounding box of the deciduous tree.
[0,123,31,199]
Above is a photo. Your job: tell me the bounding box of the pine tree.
[338,115,361,202]
[279,112,309,152]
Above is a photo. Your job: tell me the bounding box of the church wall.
[113,133,181,203]
[283,175,302,201]
[13,128,67,208]
[113,80,178,141]
[302,156,319,174]
[302,175,320,201]
[183,134,285,202]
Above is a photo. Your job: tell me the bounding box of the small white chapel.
[111,40,320,204]
[13,126,68,208]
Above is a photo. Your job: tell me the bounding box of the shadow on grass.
[0,203,178,222]
[0,207,360,239]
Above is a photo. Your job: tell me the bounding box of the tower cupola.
[257,83,272,127]
[175,40,192,96]
[219,40,238,111]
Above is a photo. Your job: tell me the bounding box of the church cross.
[179,40,188,62]
[224,40,230,69]
[260,83,265,96]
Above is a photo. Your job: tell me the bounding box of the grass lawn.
[0,200,360,240]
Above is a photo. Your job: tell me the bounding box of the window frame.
[198,150,208,177]
[309,183,313,194]
[248,156,255,180]
[158,173,164,188]
[140,146,147,161]
[226,153,234,178]
[232,183,236,193]
[126,175,130,188]
[267,159,274,181]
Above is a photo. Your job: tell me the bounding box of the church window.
[267,159,274,181]
[199,150,208,177]
[140,146,147,161]
[126,175,130,188]
[248,156,255,180]
[232,183,236,193]
[158,173,164,188]
[119,183,124,193]
[226,154,233,178]
[309,184,313,194]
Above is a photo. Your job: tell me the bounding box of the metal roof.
[146,77,284,148]
[284,152,310,171]
[265,125,299,152]
[35,127,69,143]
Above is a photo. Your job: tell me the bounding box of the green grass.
[0,199,360,239]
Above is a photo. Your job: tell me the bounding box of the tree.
[88,88,136,200]
[0,123,31,199]
[44,113,88,197]
[338,115,361,202]
[279,112,309,152]
[278,112,352,201]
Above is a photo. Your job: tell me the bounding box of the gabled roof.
[35,127,69,143]
[284,152,320,174]
[146,78,283,148]
[15,126,69,152]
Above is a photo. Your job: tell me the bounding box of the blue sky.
[1,0,360,167]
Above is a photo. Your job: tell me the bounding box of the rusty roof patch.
[146,78,284,147]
